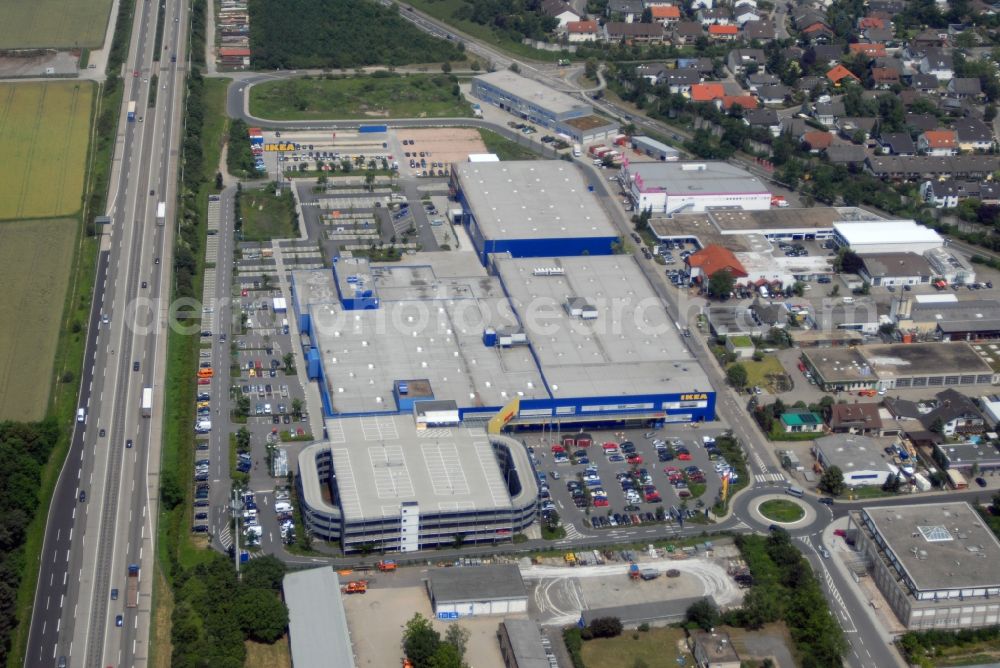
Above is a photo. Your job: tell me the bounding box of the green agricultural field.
[0,218,77,421]
[248,74,472,121]
[0,82,94,219]
[0,0,112,49]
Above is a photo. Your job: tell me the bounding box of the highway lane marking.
[46,596,50,610]
[63,572,67,586]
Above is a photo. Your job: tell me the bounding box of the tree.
[587,617,623,638]
[928,417,944,434]
[235,588,288,643]
[428,642,463,668]
[819,465,846,496]
[584,58,599,81]
[726,363,749,390]
[833,248,863,274]
[443,625,470,660]
[686,597,720,631]
[160,471,184,510]
[403,614,441,668]
[708,269,735,300]
[283,352,295,370]
[291,398,304,418]
[441,61,452,73]
[237,426,251,452]
[241,555,286,591]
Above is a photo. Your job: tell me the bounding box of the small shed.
[725,335,755,359]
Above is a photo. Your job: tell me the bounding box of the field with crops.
[0,82,94,220]
[0,0,112,49]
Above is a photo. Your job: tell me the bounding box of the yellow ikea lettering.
[680,393,708,401]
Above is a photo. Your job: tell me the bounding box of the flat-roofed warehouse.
[283,567,356,668]
[621,161,771,214]
[861,342,998,390]
[451,160,619,265]
[848,502,1000,629]
[296,415,538,553]
[814,434,889,486]
[427,564,528,617]
[471,70,619,144]
[832,220,943,254]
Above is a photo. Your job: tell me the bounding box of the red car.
[133,70,140,77]
[198,378,211,385]
[601,442,618,451]
[663,466,680,475]
[550,444,565,454]
[677,451,692,461]
[626,454,643,465]
[834,529,847,538]
[592,497,609,507]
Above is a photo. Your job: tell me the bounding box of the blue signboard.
[437,611,459,620]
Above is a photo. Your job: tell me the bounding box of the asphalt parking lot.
[529,424,735,532]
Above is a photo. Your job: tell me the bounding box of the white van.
[786,486,804,498]
[274,501,292,513]
[77,408,86,423]
[842,297,855,304]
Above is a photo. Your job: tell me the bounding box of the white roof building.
[832,221,943,254]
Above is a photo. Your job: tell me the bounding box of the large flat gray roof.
[861,342,993,378]
[429,564,527,604]
[626,161,770,195]
[474,70,591,116]
[454,161,617,241]
[326,415,517,523]
[499,620,550,668]
[494,256,712,398]
[815,434,887,475]
[284,568,355,668]
[861,503,1000,593]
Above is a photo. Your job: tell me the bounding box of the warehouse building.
[497,619,552,668]
[471,71,619,144]
[859,252,935,288]
[925,247,976,286]
[849,503,1000,629]
[296,415,538,553]
[934,441,1000,474]
[427,565,528,618]
[649,206,878,245]
[863,342,998,391]
[831,221,943,254]
[295,252,715,424]
[630,135,681,161]
[895,298,1000,338]
[814,434,890,487]
[621,161,771,214]
[451,161,619,264]
[283,568,356,668]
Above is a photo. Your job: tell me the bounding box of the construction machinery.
[343,580,368,594]
[376,560,397,572]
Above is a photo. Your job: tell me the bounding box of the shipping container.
[358,124,388,134]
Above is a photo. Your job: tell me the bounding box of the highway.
[25,0,188,664]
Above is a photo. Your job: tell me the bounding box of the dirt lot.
[398,127,487,167]
[523,556,745,626]
[342,584,508,668]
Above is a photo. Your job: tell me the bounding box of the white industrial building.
[814,434,890,487]
[831,221,943,254]
[427,565,529,618]
[621,161,771,214]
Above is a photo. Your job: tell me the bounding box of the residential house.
[708,24,739,40]
[811,44,846,68]
[781,117,811,140]
[858,16,886,30]
[746,72,779,91]
[758,84,790,105]
[743,107,782,136]
[877,132,916,155]
[795,75,825,94]
[698,7,732,25]
[733,3,761,25]
[604,21,665,41]
[686,245,749,283]
[866,155,998,180]
[836,117,878,142]
[917,130,957,156]
[870,67,900,88]
[829,402,884,435]
[751,301,788,328]
[636,62,672,84]
[826,144,869,165]
[905,113,939,133]
[689,631,741,668]
[849,42,887,58]
[920,179,997,208]
[726,48,766,75]
[912,27,949,49]
[663,68,703,95]
[565,19,600,41]
[690,82,726,102]
[947,77,984,100]
[801,22,835,43]
[814,99,845,126]
[742,21,775,41]
[827,64,860,86]
[920,48,954,80]
[650,4,681,25]
[780,411,825,433]
[909,73,940,93]
[541,0,580,27]
[919,389,986,437]
[719,94,759,111]
[953,118,995,152]
[672,21,704,44]
[803,130,834,152]
[606,0,644,22]
[863,26,896,44]
[677,57,716,76]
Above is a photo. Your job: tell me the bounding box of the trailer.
[126,564,140,608]
[358,124,388,134]
[141,387,153,418]
[127,101,136,122]
[156,202,166,225]
[376,560,397,572]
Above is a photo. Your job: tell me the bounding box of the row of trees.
[171,555,289,667]
[0,420,61,667]
[248,0,463,70]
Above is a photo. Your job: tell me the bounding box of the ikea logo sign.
[264,143,298,152]
[680,393,708,401]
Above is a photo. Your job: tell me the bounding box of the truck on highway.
[127,101,136,122]
[156,201,166,225]
[126,564,140,608]
[141,387,153,418]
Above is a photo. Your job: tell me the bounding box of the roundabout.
[758,498,805,523]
